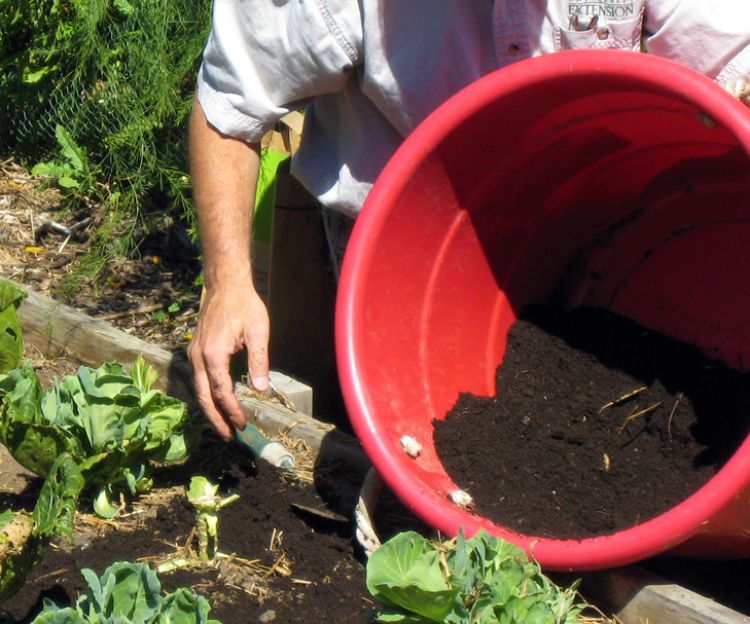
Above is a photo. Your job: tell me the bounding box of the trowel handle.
[234,423,295,470]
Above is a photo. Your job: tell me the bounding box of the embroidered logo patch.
[568,0,636,19]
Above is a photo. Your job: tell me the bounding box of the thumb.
[247,342,269,392]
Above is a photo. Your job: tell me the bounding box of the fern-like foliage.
[0,0,211,282]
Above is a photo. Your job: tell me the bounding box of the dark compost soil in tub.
[433,305,750,539]
[1,440,381,624]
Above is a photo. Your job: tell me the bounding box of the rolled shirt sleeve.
[196,0,363,143]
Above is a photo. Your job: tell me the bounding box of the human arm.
[187,97,268,441]
[188,1,363,438]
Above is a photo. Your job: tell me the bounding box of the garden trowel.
[234,421,295,470]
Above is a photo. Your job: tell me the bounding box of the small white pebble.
[259,610,276,623]
[400,435,422,458]
[449,489,473,508]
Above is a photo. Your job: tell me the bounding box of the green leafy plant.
[366,530,588,623]
[28,561,222,623]
[186,476,239,561]
[31,124,98,192]
[0,452,84,602]
[0,279,193,518]
[0,357,193,518]
[0,280,27,374]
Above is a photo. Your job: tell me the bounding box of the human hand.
[188,285,270,440]
[721,78,750,108]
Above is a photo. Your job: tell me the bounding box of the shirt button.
[597,28,610,40]
[507,43,520,54]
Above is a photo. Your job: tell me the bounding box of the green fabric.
[254,149,289,243]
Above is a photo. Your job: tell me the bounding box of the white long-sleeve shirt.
[197,0,750,216]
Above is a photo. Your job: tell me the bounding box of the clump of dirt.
[434,305,750,539]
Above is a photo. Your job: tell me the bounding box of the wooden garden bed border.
[13,282,750,624]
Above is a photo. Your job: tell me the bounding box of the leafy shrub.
[0,357,194,517]
[366,530,588,623]
[0,0,212,273]
[0,278,194,518]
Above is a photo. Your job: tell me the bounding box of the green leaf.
[57,175,81,189]
[134,394,190,454]
[0,365,45,429]
[159,587,215,624]
[131,357,158,394]
[0,510,14,530]
[367,532,459,622]
[0,281,26,313]
[0,281,26,374]
[112,0,135,16]
[77,562,162,622]
[152,430,190,463]
[186,476,218,506]
[22,66,56,84]
[28,601,87,623]
[1,420,75,478]
[32,453,85,541]
[92,488,118,519]
[54,125,86,172]
[31,162,71,179]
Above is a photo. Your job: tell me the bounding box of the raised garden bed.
[0,286,601,624]
[0,291,748,622]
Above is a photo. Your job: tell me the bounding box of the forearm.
[189,96,261,292]
[188,96,270,438]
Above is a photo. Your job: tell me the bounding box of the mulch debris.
[0,158,201,354]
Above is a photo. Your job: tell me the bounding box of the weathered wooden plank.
[236,382,371,477]
[15,284,313,414]
[582,566,750,624]
[18,287,196,402]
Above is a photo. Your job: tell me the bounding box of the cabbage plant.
[28,561,222,623]
[186,476,239,561]
[0,357,193,518]
[0,453,84,602]
[0,279,193,517]
[366,530,588,623]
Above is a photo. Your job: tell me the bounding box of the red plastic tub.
[336,49,750,571]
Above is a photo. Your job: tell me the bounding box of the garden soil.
[434,305,750,539]
[1,439,383,623]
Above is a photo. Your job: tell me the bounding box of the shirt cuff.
[196,65,272,144]
[716,43,750,84]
